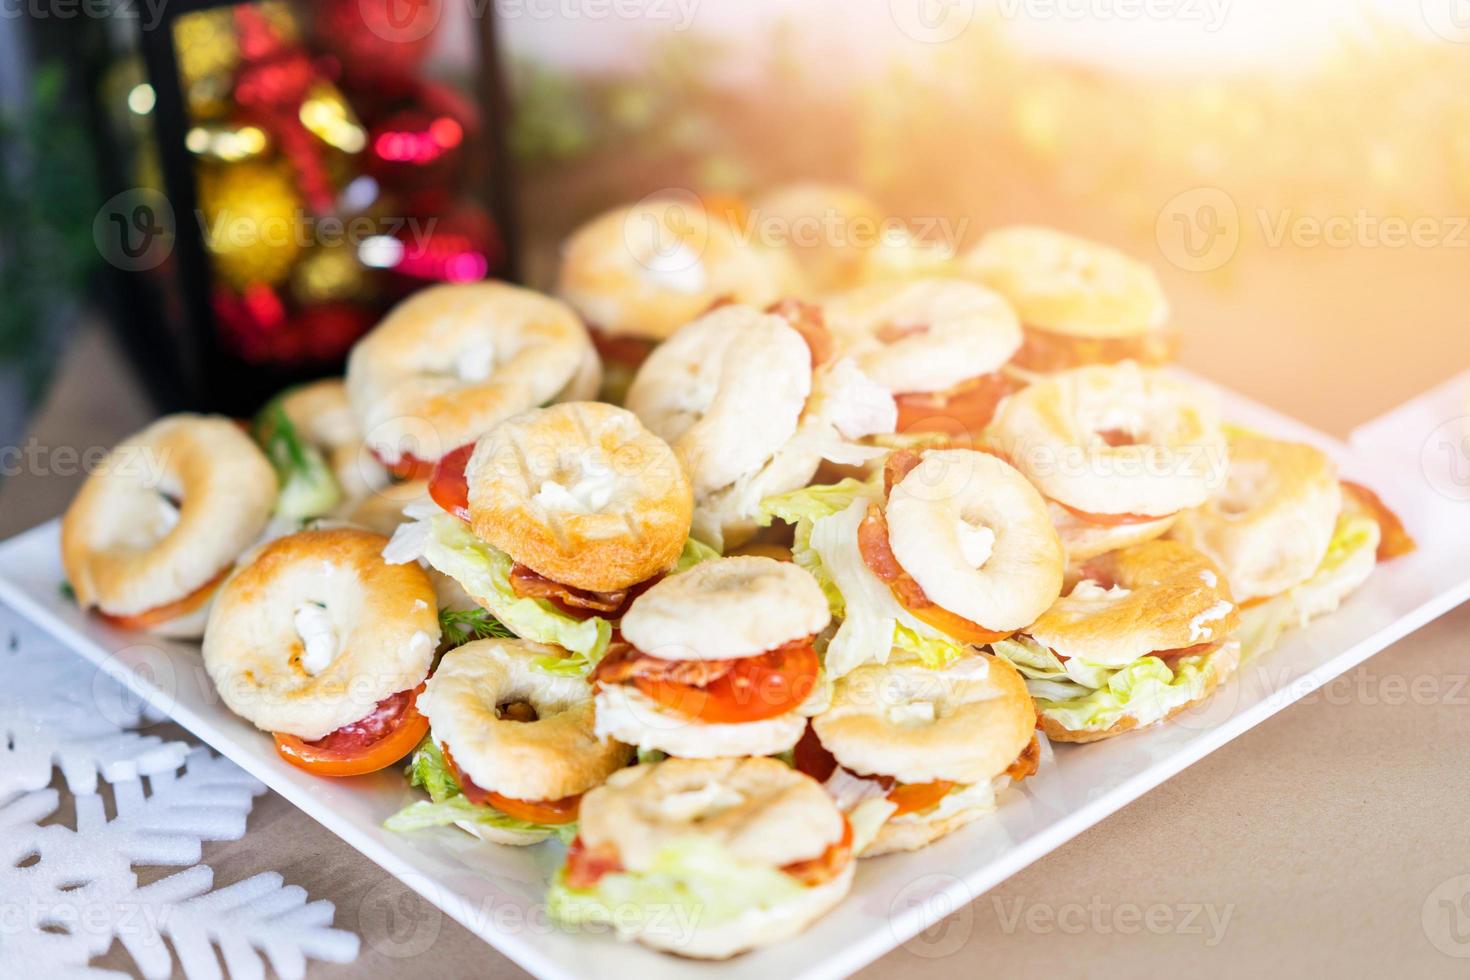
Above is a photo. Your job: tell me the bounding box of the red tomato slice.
[97,569,228,632]
[564,836,624,889]
[893,372,1026,437]
[428,443,475,521]
[441,743,582,824]
[484,790,582,825]
[885,779,956,817]
[273,684,429,777]
[634,640,820,724]
[371,447,438,482]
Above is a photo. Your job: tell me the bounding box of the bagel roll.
[959,226,1174,373]
[61,414,278,638]
[756,448,1064,679]
[202,528,440,774]
[382,402,707,668]
[804,654,1039,855]
[548,757,854,959]
[386,639,634,845]
[987,362,1228,523]
[822,278,1025,442]
[591,557,830,759]
[993,539,1241,742]
[345,282,599,475]
[626,302,896,549]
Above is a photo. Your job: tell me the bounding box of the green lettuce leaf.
[547,836,809,932]
[423,515,611,662]
[992,640,1235,734]
[806,499,965,676]
[674,536,722,572]
[252,394,342,520]
[387,737,575,842]
[757,478,876,529]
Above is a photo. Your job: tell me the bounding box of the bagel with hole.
[591,556,830,759]
[548,757,854,959]
[1169,429,1413,659]
[758,448,1064,678]
[992,539,1241,742]
[625,301,896,549]
[383,402,711,669]
[798,654,1039,855]
[61,414,278,638]
[823,278,1025,444]
[556,197,801,399]
[202,527,440,774]
[987,361,1228,528]
[959,226,1173,374]
[345,281,599,479]
[385,638,633,844]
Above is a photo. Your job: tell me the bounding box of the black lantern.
[91,0,518,416]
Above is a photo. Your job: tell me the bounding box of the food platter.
[3,372,1467,980]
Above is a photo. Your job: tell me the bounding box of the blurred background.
[2,0,1469,527]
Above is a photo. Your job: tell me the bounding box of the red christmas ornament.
[389,199,501,286]
[364,80,477,191]
[311,0,439,91]
[290,302,375,361]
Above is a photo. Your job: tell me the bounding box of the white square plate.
[3,374,1468,980]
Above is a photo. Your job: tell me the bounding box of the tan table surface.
[5,324,1468,979]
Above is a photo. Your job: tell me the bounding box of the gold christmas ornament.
[197,161,303,289]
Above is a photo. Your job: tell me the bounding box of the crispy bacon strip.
[1013,324,1176,373]
[856,503,1013,644]
[1005,734,1041,782]
[1341,480,1417,560]
[767,298,835,367]
[892,371,1026,437]
[883,449,924,497]
[508,563,639,617]
[590,641,740,688]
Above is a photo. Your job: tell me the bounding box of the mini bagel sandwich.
[759,448,1064,678]
[797,654,1039,856]
[251,379,387,524]
[556,197,801,396]
[384,402,708,669]
[1169,430,1413,658]
[345,281,599,480]
[385,638,633,844]
[591,556,830,758]
[202,527,440,775]
[959,226,1173,374]
[748,181,887,293]
[625,301,896,549]
[61,414,278,638]
[822,277,1025,444]
[992,539,1240,743]
[548,756,854,959]
[987,362,1227,536]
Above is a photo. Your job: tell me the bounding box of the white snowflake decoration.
[0,612,362,978]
